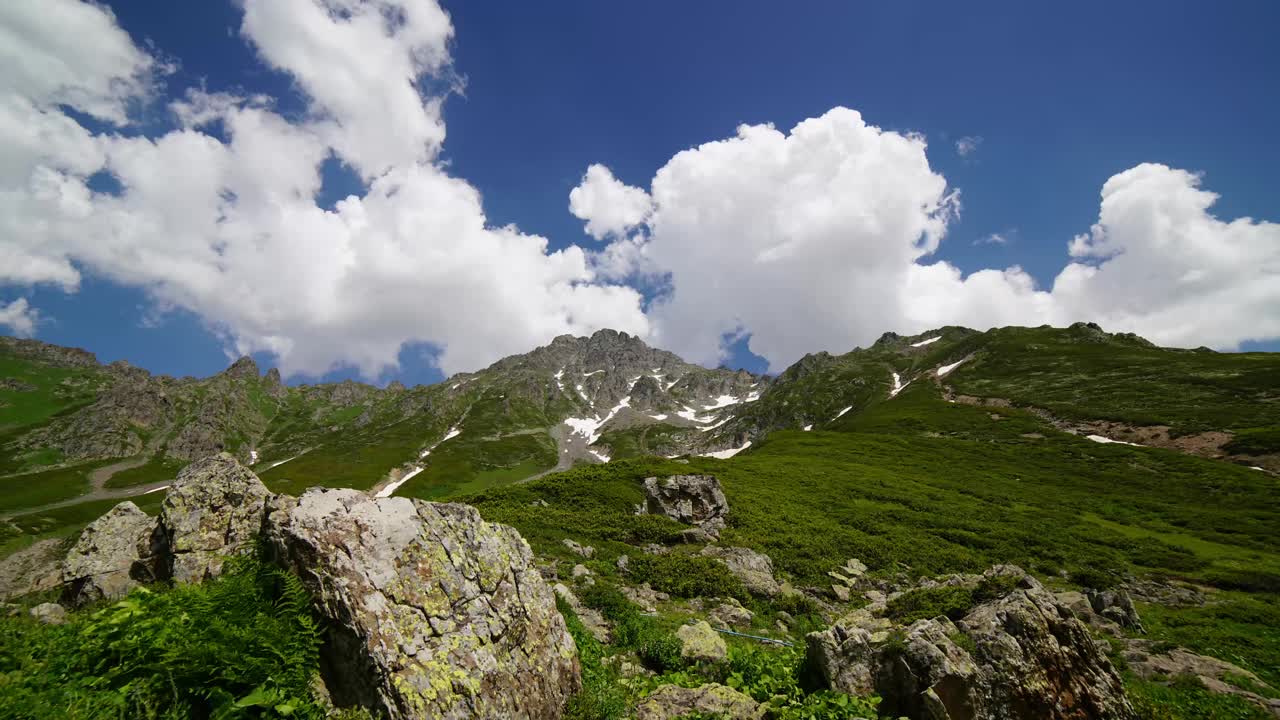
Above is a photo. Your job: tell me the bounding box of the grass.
[0,461,109,514]
[102,456,189,489]
[0,355,105,435]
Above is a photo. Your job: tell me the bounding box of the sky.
[0,0,1277,386]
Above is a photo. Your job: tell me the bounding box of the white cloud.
[974,231,1009,245]
[0,298,37,336]
[955,135,982,157]
[0,0,648,378]
[569,164,654,240]
[579,119,1279,370]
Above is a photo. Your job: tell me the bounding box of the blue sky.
[2,0,1278,385]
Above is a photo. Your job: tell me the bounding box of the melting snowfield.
[701,441,752,459]
[565,396,632,444]
[889,372,910,398]
[376,466,424,498]
[143,485,170,495]
[911,336,941,348]
[803,425,813,431]
[834,406,853,419]
[589,449,611,462]
[936,358,967,377]
[1085,434,1143,447]
[248,449,259,465]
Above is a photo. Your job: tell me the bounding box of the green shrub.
[636,634,684,674]
[0,554,324,719]
[625,553,747,600]
[1069,566,1123,590]
[885,585,975,624]
[555,595,628,720]
[1127,676,1273,719]
[625,514,688,544]
[972,573,1020,602]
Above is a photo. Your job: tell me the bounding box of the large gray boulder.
[265,488,580,719]
[61,501,159,605]
[634,683,762,720]
[807,566,1135,720]
[700,545,781,597]
[642,474,728,528]
[158,453,271,583]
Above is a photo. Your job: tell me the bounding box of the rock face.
[265,488,580,719]
[807,566,1135,720]
[676,620,727,663]
[642,475,728,535]
[61,501,159,604]
[158,453,271,583]
[634,683,761,720]
[700,545,781,597]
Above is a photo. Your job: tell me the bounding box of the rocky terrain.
[1,323,1278,718]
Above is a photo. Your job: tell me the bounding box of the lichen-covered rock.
[29,602,66,625]
[1087,589,1144,632]
[700,545,781,597]
[642,475,728,526]
[708,599,753,628]
[61,501,158,604]
[265,488,580,719]
[677,620,727,663]
[158,453,271,583]
[0,539,63,601]
[634,683,762,720]
[807,566,1136,720]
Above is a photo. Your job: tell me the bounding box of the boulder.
[1087,589,1144,632]
[563,539,595,558]
[708,599,753,629]
[29,602,66,625]
[61,501,159,605]
[642,475,728,527]
[807,566,1135,720]
[158,453,271,583]
[0,538,63,600]
[634,683,762,720]
[677,620,727,663]
[265,488,580,719]
[700,545,781,597]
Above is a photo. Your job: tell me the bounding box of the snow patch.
[803,425,813,432]
[582,369,604,377]
[565,396,632,444]
[442,426,462,442]
[650,413,668,421]
[889,372,910,398]
[834,406,853,419]
[677,406,714,423]
[142,485,170,495]
[249,449,259,465]
[703,394,740,410]
[698,417,730,432]
[664,377,680,391]
[264,454,302,470]
[701,441,752,459]
[911,336,941,348]
[651,367,662,372]
[589,449,611,463]
[743,391,761,402]
[1249,466,1265,471]
[554,367,565,391]
[1086,434,1143,447]
[376,465,424,498]
[936,358,967,377]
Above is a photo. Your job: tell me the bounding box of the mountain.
[2,323,1279,718]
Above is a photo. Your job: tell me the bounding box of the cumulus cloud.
[568,164,654,241]
[0,0,648,377]
[575,114,1279,370]
[955,135,982,157]
[0,298,37,337]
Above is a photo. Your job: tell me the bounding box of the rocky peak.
[223,355,260,379]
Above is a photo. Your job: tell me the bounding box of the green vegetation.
[0,354,104,436]
[102,456,189,489]
[1128,676,1274,720]
[625,552,748,601]
[0,461,106,514]
[0,555,333,719]
[946,325,1280,435]
[884,574,1021,624]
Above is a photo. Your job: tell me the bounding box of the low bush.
[885,585,975,624]
[625,553,747,600]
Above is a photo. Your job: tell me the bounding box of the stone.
[700,545,781,597]
[61,501,159,605]
[634,683,762,720]
[642,475,728,526]
[572,563,592,579]
[0,539,63,600]
[554,583,611,644]
[622,582,667,613]
[29,602,66,625]
[1124,642,1280,717]
[1087,589,1144,632]
[807,566,1136,720]
[832,584,851,602]
[677,620,727,663]
[158,453,271,584]
[265,487,580,719]
[708,599,753,628]
[563,539,595,558]
[616,554,629,572]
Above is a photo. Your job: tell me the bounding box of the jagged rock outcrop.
[158,453,271,583]
[642,475,728,529]
[700,545,781,597]
[807,566,1135,720]
[634,683,762,720]
[1087,588,1144,632]
[265,488,580,719]
[61,501,159,605]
